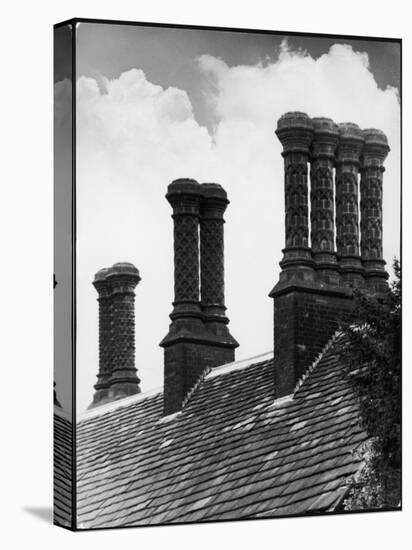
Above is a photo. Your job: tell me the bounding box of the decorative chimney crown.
[276,111,314,154]
[311,117,339,159]
[166,178,203,205]
[362,129,390,165]
[336,123,364,162]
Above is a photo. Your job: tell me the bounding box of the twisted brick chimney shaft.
[90,262,141,408]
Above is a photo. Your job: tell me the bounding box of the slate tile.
[73,335,366,527]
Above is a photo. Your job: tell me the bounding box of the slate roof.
[76,334,366,528]
[54,408,73,527]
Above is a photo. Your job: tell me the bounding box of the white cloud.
[69,44,400,412]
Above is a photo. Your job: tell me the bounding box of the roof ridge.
[294,331,341,395]
[206,350,273,379]
[78,385,163,422]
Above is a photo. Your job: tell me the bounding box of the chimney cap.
[107,262,141,279]
[312,117,339,136]
[94,267,110,282]
[362,128,390,153]
[338,122,364,143]
[276,112,314,152]
[276,111,313,132]
[167,178,202,197]
[201,182,228,202]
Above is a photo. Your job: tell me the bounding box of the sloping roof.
[54,407,73,527]
[76,335,366,528]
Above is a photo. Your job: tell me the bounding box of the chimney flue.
[89,262,141,408]
[200,184,230,333]
[166,178,203,329]
[310,117,340,285]
[335,123,365,288]
[275,111,315,285]
[360,129,390,292]
[107,263,142,399]
[91,267,112,405]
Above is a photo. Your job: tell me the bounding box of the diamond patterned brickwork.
[90,263,141,407]
[200,217,224,306]
[173,213,200,303]
[109,278,141,397]
[75,334,366,527]
[165,179,203,319]
[161,179,237,415]
[92,269,112,404]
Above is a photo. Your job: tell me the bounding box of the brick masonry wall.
[163,341,236,414]
[273,288,353,398]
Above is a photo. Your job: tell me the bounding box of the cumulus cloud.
[68,44,400,412]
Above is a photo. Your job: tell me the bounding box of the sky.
[55,22,401,414]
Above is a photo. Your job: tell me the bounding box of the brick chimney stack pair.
[271,111,390,398]
[90,180,237,413]
[160,179,238,415]
[90,262,141,408]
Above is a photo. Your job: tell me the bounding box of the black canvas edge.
[71,20,78,532]
[53,21,77,531]
[53,17,403,531]
[54,17,402,44]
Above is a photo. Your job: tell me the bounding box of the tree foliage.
[338,260,401,510]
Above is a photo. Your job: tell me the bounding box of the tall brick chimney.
[160,178,238,415]
[335,123,365,288]
[274,112,316,287]
[310,117,340,285]
[90,262,141,408]
[270,112,390,399]
[360,129,390,292]
[91,267,111,405]
[200,183,238,353]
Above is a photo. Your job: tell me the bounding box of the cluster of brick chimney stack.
[89,111,390,413]
[270,112,390,398]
